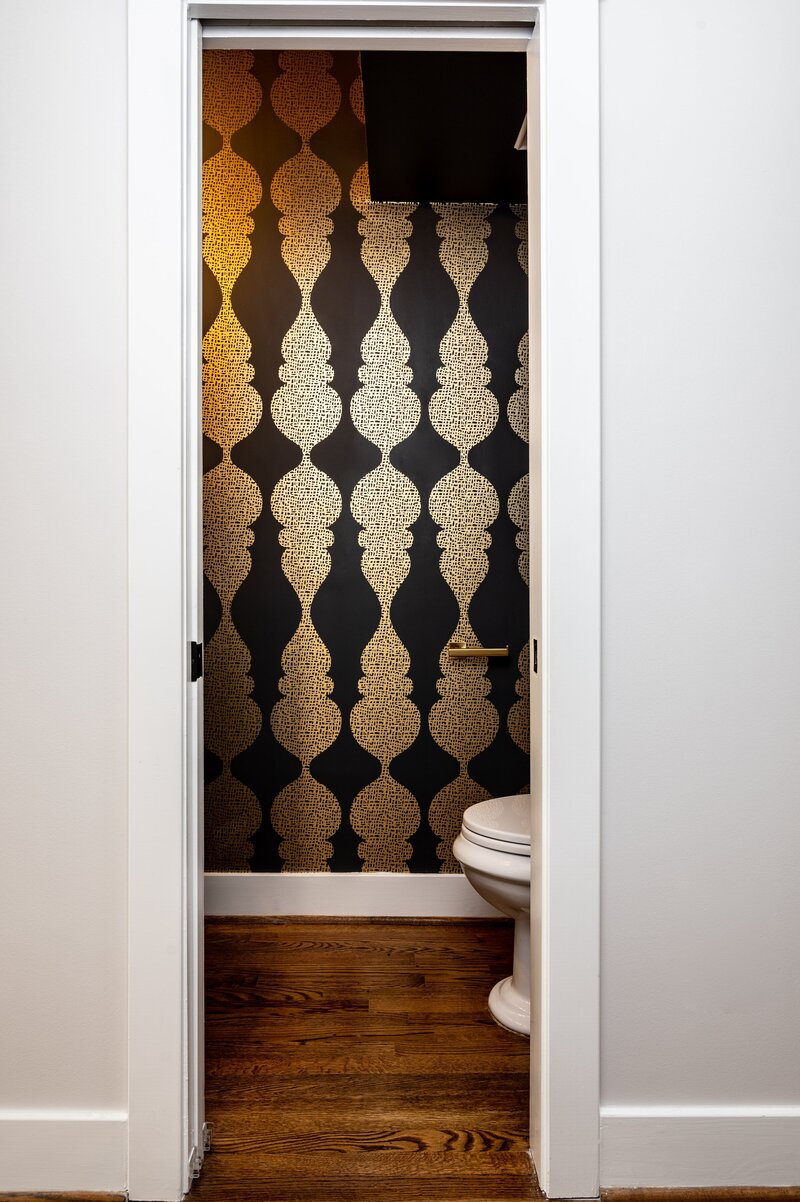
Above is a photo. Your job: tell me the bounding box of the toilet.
[453,794,531,1036]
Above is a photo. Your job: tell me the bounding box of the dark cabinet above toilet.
[360,50,528,203]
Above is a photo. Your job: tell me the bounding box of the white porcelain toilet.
[453,794,531,1036]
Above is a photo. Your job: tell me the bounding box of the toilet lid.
[462,794,531,848]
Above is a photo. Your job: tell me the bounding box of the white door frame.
[127,3,600,1198]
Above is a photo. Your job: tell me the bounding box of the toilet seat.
[461,794,530,856]
[459,826,531,857]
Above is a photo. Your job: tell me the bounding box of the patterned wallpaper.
[202,49,530,874]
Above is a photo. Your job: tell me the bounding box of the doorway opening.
[198,41,535,1198]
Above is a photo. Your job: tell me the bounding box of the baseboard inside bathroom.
[204,870,502,918]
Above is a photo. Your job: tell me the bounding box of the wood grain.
[198,916,536,1202]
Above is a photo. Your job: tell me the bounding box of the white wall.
[0,0,129,1189]
[4,0,800,1193]
[599,0,800,1186]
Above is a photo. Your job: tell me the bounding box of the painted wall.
[0,0,128,1188]
[202,50,530,874]
[599,0,800,1152]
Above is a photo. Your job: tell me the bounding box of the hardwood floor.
[22,921,800,1202]
[6,922,800,1202]
[198,916,536,1201]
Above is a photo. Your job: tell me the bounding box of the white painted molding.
[128,0,189,1197]
[0,1111,126,1193]
[600,1107,800,1189]
[191,2,537,20]
[202,23,533,49]
[534,1,601,1196]
[206,872,502,917]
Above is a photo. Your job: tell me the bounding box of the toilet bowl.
[453,794,531,1036]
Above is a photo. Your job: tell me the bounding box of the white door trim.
[183,14,206,1189]
[190,1,537,17]
[128,1,193,1199]
[534,2,600,1195]
[202,23,534,48]
[127,5,600,1198]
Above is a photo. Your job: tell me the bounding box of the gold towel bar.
[448,641,509,659]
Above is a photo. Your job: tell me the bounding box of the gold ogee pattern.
[347,86,422,871]
[508,204,530,758]
[202,50,264,872]
[428,203,501,873]
[269,52,344,872]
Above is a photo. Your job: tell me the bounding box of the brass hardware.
[448,641,509,659]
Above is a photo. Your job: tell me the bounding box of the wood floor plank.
[252,969,428,990]
[206,1100,531,1127]
[207,1013,515,1040]
[203,1150,533,1179]
[213,1079,514,1103]
[210,1124,529,1154]
[205,1071,529,1105]
[207,1034,406,1058]
[205,1050,530,1078]
[207,985,371,1004]
[211,1112,530,1140]
[203,1014,502,1043]
[192,1174,536,1201]
[368,990,494,1012]
[205,916,512,939]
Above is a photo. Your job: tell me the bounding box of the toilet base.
[489,975,530,1037]
[452,827,531,1038]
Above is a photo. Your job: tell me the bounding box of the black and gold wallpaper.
[202,49,530,874]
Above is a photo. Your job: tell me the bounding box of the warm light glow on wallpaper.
[202,48,530,874]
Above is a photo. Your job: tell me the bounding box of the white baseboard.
[600,1106,800,1188]
[205,871,502,917]
[0,1109,126,1192]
